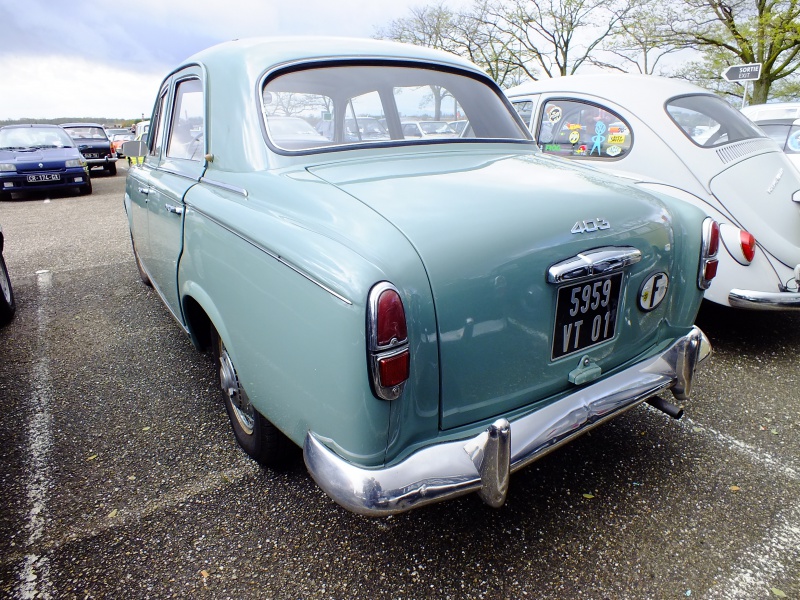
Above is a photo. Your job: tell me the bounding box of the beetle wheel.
[211,325,293,467]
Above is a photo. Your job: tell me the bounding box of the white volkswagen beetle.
[506,74,800,310]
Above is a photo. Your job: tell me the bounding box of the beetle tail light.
[740,230,756,264]
[698,218,720,290]
[368,282,409,400]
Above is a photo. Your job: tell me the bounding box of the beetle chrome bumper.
[728,289,800,310]
[304,326,711,516]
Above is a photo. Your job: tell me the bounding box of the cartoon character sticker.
[590,121,606,156]
[548,106,563,123]
[569,130,580,145]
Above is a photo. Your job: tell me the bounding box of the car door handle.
[138,187,150,195]
[165,203,184,215]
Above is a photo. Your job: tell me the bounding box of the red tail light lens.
[376,289,407,347]
[699,218,720,290]
[740,231,756,263]
[708,220,720,256]
[368,282,410,400]
[378,350,410,388]
[704,258,719,281]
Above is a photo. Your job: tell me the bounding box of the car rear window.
[261,63,530,153]
[666,95,766,148]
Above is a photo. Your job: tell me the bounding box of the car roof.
[0,123,64,130]
[60,122,104,127]
[505,74,714,104]
[183,36,483,78]
[752,117,800,125]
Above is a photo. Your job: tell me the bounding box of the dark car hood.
[0,146,82,169]
[308,148,682,428]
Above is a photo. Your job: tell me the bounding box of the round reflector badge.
[639,272,669,311]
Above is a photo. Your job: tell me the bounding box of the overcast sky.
[0,0,469,121]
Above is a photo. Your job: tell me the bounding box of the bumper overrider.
[304,326,711,516]
[728,289,800,310]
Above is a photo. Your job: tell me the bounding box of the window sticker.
[548,106,563,123]
[607,145,622,157]
[608,134,626,144]
[590,121,606,156]
[569,130,580,145]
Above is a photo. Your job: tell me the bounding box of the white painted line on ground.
[679,415,800,598]
[15,270,54,600]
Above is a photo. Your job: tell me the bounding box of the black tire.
[211,325,293,467]
[0,191,11,202]
[107,162,117,176]
[130,234,151,286]
[78,179,92,196]
[0,253,16,326]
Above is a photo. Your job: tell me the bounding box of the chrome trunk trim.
[548,246,642,283]
[304,326,710,516]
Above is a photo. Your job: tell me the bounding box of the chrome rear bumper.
[729,289,800,310]
[304,326,711,516]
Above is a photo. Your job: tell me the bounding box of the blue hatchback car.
[0,124,92,201]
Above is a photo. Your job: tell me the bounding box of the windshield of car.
[666,95,766,148]
[0,126,75,150]
[63,126,109,140]
[261,64,530,152]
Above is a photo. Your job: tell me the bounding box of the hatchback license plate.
[85,153,99,158]
[27,173,60,183]
[552,272,623,360]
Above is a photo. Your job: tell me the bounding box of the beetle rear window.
[261,64,530,152]
[666,95,766,148]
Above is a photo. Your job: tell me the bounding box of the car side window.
[511,100,534,129]
[150,89,169,157]
[536,99,632,160]
[167,78,205,161]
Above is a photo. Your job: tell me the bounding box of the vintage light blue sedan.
[124,37,717,516]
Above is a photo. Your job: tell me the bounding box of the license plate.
[552,272,623,360]
[27,173,61,182]
[84,153,99,158]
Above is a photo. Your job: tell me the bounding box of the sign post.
[722,63,762,108]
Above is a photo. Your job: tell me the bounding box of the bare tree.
[597,0,685,74]
[375,1,529,87]
[487,0,642,78]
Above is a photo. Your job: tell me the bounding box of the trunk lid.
[709,151,800,267]
[310,149,683,429]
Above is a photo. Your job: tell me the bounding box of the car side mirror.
[122,140,147,159]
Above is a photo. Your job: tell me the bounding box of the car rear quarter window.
[535,99,632,160]
[666,94,766,147]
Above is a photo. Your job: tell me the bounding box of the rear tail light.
[719,223,757,265]
[698,218,720,290]
[368,282,409,400]
[740,230,756,263]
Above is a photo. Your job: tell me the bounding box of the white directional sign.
[722,63,762,82]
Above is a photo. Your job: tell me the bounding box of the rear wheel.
[0,253,16,326]
[107,162,117,176]
[211,325,293,467]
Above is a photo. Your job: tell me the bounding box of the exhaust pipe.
[647,395,684,419]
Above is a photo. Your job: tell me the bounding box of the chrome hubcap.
[218,341,255,434]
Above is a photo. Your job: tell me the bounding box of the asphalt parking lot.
[0,164,798,599]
